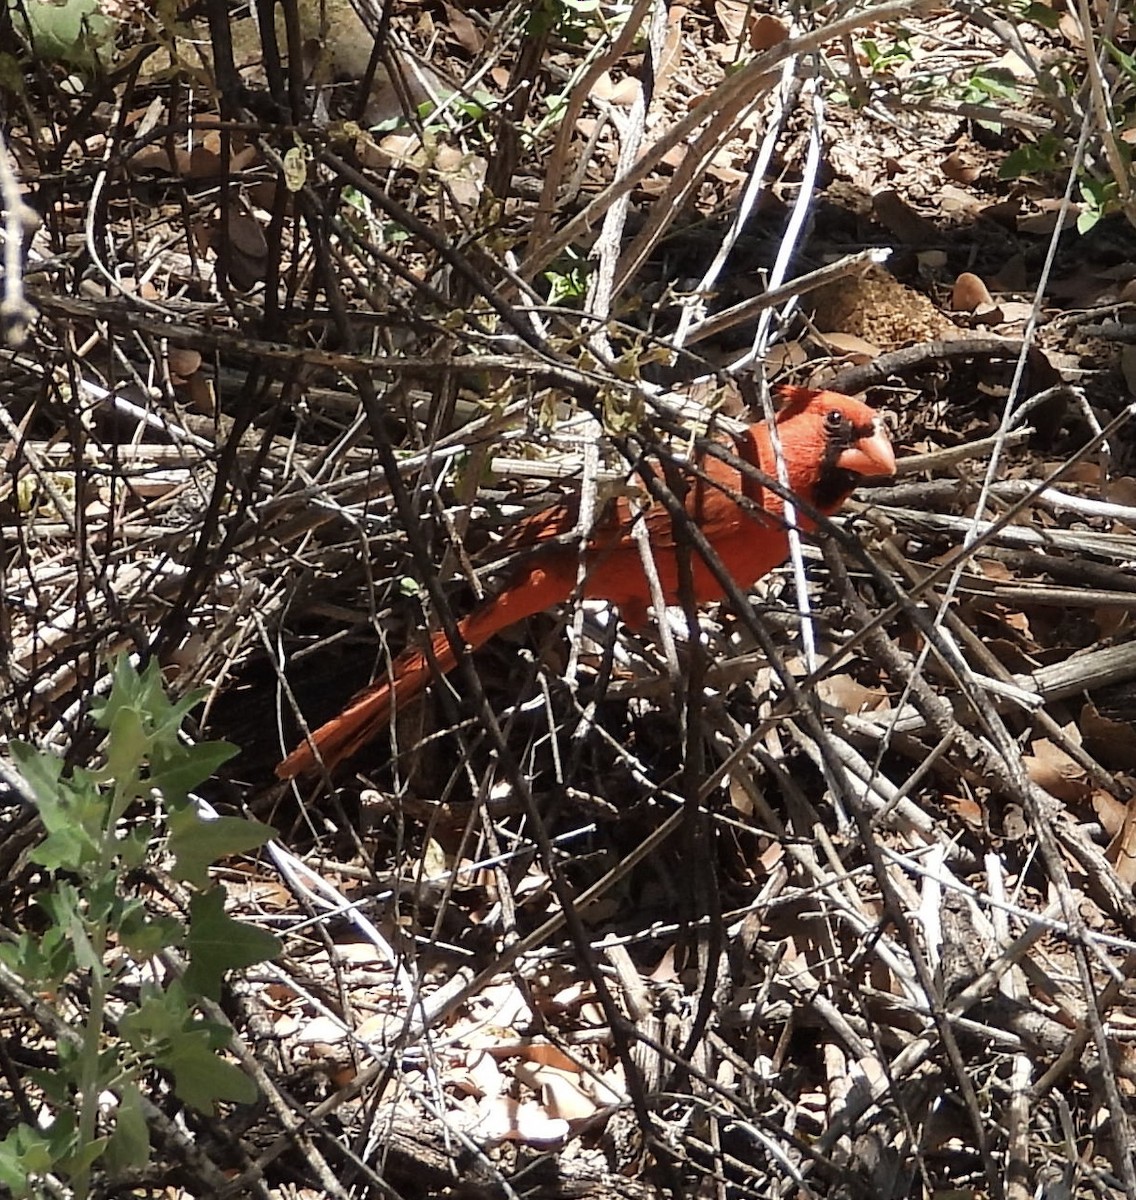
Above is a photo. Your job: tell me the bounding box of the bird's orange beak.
[837,419,896,478]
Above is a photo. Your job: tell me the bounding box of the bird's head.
[774,386,896,511]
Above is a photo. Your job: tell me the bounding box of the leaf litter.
[4,0,1136,1196]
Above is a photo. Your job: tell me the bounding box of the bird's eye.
[825,409,845,429]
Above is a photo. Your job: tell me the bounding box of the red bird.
[277,387,895,778]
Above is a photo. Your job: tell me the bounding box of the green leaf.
[104,704,149,783]
[998,138,1062,180]
[150,740,238,808]
[10,0,117,70]
[168,807,274,889]
[1019,1,1061,27]
[0,927,76,988]
[59,1134,109,1178]
[966,68,1022,104]
[119,981,192,1052]
[102,1082,150,1174]
[183,887,281,1001]
[0,1124,58,1198]
[162,1035,257,1111]
[118,901,184,960]
[10,741,65,807]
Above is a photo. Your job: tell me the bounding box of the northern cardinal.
[277,387,895,778]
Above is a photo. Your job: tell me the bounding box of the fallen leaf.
[655,5,685,94]
[591,71,640,106]
[1024,735,1089,804]
[515,1042,578,1071]
[1092,787,1129,838]
[992,300,1034,325]
[1107,476,1136,507]
[1058,11,1084,48]
[1105,801,1136,886]
[535,1070,597,1121]
[943,793,984,827]
[443,2,483,53]
[225,210,268,259]
[296,1016,348,1045]
[167,346,201,379]
[817,332,880,362]
[714,0,748,41]
[1019,206,1077,236]
[872,188,936,244]
[474,1096,569,1145]
[649,944,680,983]
[951,271,994,312]
[941,150,980,184]
[749,13,788,50]
[1082,701,1136,770]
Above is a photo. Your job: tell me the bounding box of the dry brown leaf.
[979,197,1021,229]
[758,840,784,872]
[991,300,1034,326]
[296,1015,349,1045]
[1105,801,1136,885]
[749,13,788,50]
[941,150,980,184]
[179,371,213,414]
[763,340,809,371]
[976,558,1012,582]
[943,793,984,828]
[951,272,994,312]
[226,211,268,259]
[1024,735,1089,804]
[515,1041,578,1071]
[939,184,982,216]
[1092,787,1130,838]
[459,1049,504,1098]
[591,71,639,106]
[994,48,1038,79]
[714,0,748,41]
[433,146,487,207]
[582,1065,626,1106]
[514,1061,596,1121]
[817,672,886,713]
[1019,206,1077,236]
[129,144,185,174]
[1081,701,1136,771]
[872,189,936,244]
[442,2,483,53]
[1106,476,1136,508]
[167,346,201,380]
[1057,11,1084,48]
[818,332,880,362]
[649,944,680,983]
[655,5,686,94]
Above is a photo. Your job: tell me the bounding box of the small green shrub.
[0,658,280,1200]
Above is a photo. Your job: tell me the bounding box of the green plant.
[7,0,118,72]
[0,658,280,1200]
[543,248,592,305]
[529,0,605,45]
[858,31,915,75]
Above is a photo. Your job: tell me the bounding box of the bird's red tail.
[276,557,574,778]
